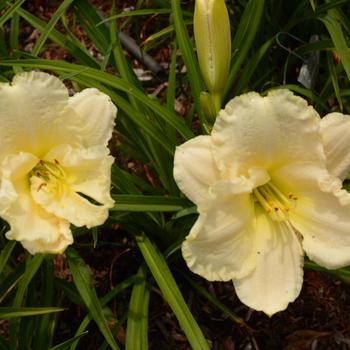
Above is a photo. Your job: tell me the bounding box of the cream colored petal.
[272,162,350,269]
[0,153,73,254]
[211,89,325,176]
[320,112,350,179]
[68,88,117,148]
[174,135,220,204]
[234,208,304,316]
[21,231,72,255]
[31,177,110,228]
[0,71,84,160]
[290,179,350,269]
[30,145,114,228]
[44,144,114,207]
[182,178,256,281]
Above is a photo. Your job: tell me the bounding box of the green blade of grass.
[0,262,25,304]
[143,21,191,45]
[0,240,16,275]
[9,254,44,349]
[171,0,205,127]
[327,50,343,111]
[33,260,56,350]
[0,0,26,27]
[17,8,99,68]
[72,0,109,54]
[136,233,210,350]
[32,0,74,56]
[125,266,149,350]
[69,275,140,350]
[109,4,141,92]
[305,260,350,285]
[49,332,89,350]
[223,0,265,100]
[98,8,172,25]
[108,3,178,194]
[321,14,350,81]
[182,274,246,325]
[9,11,19,52]
[111,195,191,212]
[0,307,64,319]
[315,0,350,14]
[66,248,120,350]
[233,38,274,95]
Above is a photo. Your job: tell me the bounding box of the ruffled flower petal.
[174,135,220,204]
[44,144,114,207]
[30,177,109,228]
[272,162,350,269]
[291,177,350,269]
[211,89,325,176]
[68,88,117,148]
[0,153,72,254]
[234,208,304,316]
[320,112,350,179]
[0,71,82,160]
[30,145,114,228]
[182,178,256,281]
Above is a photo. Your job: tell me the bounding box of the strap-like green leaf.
[0,240,16,275]
[321,14,350,82]
[125,266,149,350]
[0,307,64,319]
[66,248,120,350]
[112,195,191,212]
[136,233,210,350]
[32,0,74,56]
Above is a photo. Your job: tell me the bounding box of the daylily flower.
[0,71,117,254]
[174,89,350,315]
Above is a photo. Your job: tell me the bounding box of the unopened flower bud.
[194,0,231,94]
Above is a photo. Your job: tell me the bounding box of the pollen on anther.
[37,182,47,191]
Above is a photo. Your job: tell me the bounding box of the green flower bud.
[194,0,231,94]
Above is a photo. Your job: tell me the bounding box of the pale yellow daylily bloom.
[0,72,117,254]
[174,89,350,315]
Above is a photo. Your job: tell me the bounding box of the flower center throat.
[30,159,66,192]
[253,182,298,222]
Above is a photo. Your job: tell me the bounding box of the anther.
[37,182,47,191]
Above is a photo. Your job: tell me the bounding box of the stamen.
[30,160,67,193]
[253,188,273,213]
[37,182,47,191]
[253,181,298,222]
